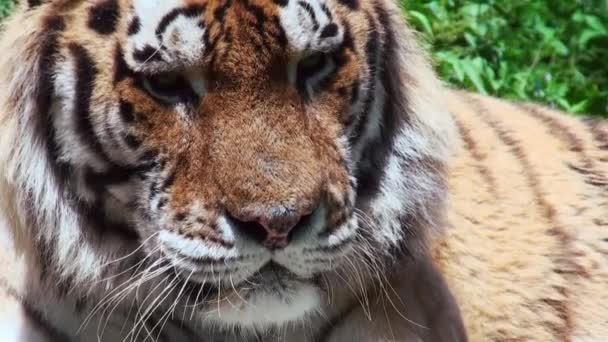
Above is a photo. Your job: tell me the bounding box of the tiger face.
[118,0,358,323]
[1,0,453,332]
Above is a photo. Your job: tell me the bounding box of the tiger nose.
[228,208,314,250]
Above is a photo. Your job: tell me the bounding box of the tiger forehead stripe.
[27,0,45,8]
[123,0,349,76]
[87,0,120,35]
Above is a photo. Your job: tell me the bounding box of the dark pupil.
[149,74,180,94]
[147,74,198,104]
[296,53,327,97]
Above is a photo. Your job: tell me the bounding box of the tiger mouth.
[246,262,303,290]
[182,261,306,289]
[177,262,315,307]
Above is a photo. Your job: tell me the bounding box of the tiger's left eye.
[142,72,198,105]
[295,52,335,98]
[299,53,324,68]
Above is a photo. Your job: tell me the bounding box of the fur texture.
[0,0,605,341]
[436,91,608,341]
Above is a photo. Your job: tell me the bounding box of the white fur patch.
[205,281,321,328]
[279,0,343,54]
[53,58,107,172]
[159,230,240,261]
[127,0,207,73]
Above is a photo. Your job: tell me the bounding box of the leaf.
[570,99,590,113]
[408,10,434,37]
[461,57,488,94]
[578,29,608,48]
[585,16,608,33]
[437,51,465,81]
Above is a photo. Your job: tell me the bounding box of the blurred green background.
[1,0,606,117]
[402,0,608,117]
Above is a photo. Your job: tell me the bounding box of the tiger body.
[441,92,608,341]
[0,0,605,341]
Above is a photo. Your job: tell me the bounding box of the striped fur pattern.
[0,0,458,341]
[436,92,608,341]
[0,0,605,342]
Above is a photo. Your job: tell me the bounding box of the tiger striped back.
[438,90,608,341]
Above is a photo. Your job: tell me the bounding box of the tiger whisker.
[97,232,160,269]
[99,258,171,335]
[150,270,194,341]
[129,274,178,342]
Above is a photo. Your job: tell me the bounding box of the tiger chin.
[0,0,606,341]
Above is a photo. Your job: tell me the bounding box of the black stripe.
[25,16,140,296]
[79,194,139,240]
[298,1,320,31]
[270,15,288,49]
[356,2,410,199]
[350,79,360,105]
[585,118,608,150]
[84,153,156,194]
[349,12,379,143]
[124,133,142,149]
[320,23,338,38]
[132,45,164,63]
[160,169,177,191]
[128,16,142,36]
[69,43,113,164]
[243,0,279,54]
[296,54,328,99]
[32,16,71,186]
[85,167,130,188]
[330,23,354,72]
[88,0,120,35]
[139,149,159,165]
[148,178,161,202]
[70,43,150,192]
[155,4,206,39]
[157,197,168,210]
[214,0,231,21]
[113,44,135,84]
[320,3,333,20]
[310,23,355,98]
[119,99,135,123]
[27,0,44,8]
[337,0,359,10]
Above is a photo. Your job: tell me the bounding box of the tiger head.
[0,0,455,330]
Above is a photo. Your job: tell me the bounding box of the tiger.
[0,0,606,341]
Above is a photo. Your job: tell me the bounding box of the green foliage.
[402,0,608,117]
[0,0,606,116]
[0,0,14,18]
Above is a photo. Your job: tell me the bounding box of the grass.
[401,0,608,117]
[0,0,606,117]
